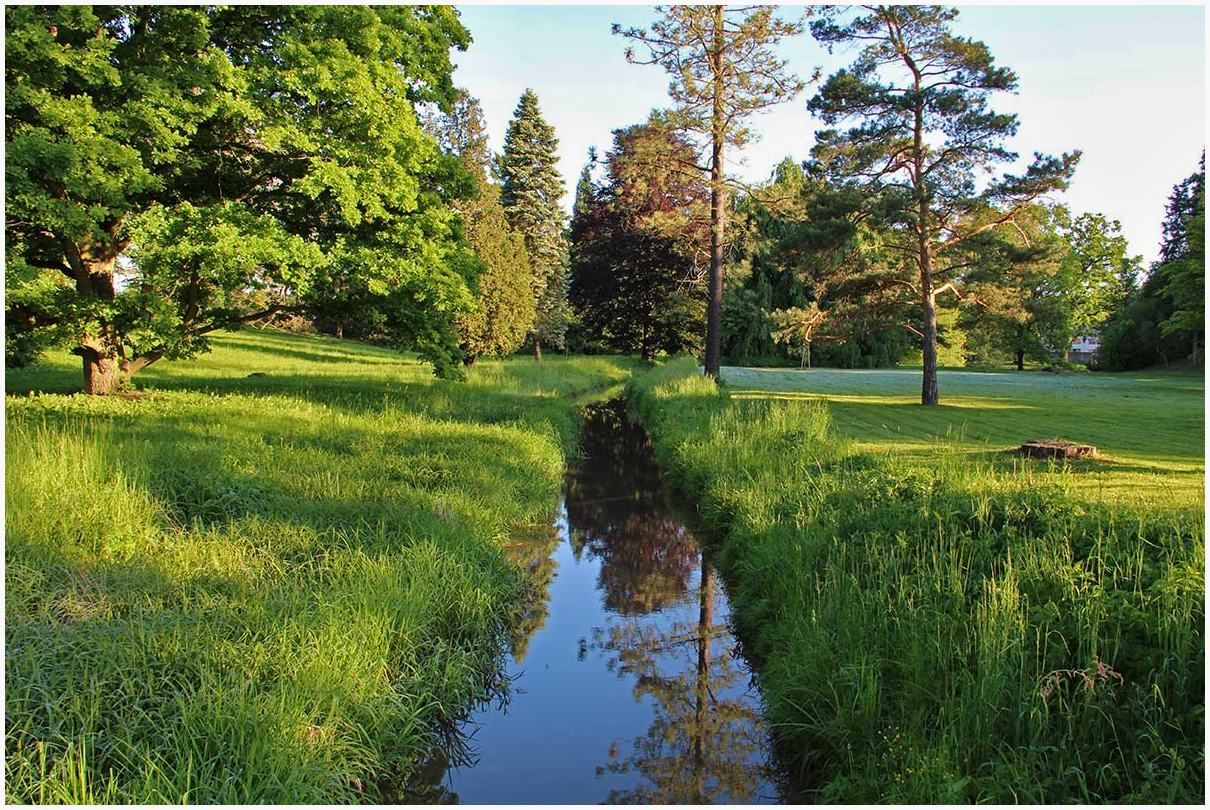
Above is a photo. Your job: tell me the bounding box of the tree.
[426,92,535,363]
[1158,156,1205,362]
[958,204,1071,369]
[616,6,804,377]
[771,303,828,368]
[573,147,599,223]
[569,119,708,361]
[808,5,1079,404]
[1097,156,1205,369]
[5,5,477,392]
[498,89,569,361]
[1054,210,1141,340]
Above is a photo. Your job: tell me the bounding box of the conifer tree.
[617,6,804,377]
[426,91,535,362]
[573,147,599,225]
[808,5,1079,404]
[499,89,570,360]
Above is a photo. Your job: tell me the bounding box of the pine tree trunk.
[921,287,939,406]
[912,68,939,407]
[704,4,726,379]
[533,337,543,363]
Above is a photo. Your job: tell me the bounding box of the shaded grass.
[5,331,638,802]
[630,359,1204,803]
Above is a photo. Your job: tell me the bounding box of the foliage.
[958,204,1071,368]
[427,92,536,361]
[808,5,1079,403]
[569,119,707,360]
[630,359,1203,803]
[724,159,918,368]
[616,5,805,376]
[5,331,639,802]
[1097,155,1205,369]
[4,5,476,391]
[499,89,570,355]
[770,303,827,368]
[1054,210,1142,337]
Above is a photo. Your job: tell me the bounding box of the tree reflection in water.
[418,400,781,803]
[567,401,773,803]
[591,561,772,804]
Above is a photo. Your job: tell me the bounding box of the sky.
[449,3,1205,265]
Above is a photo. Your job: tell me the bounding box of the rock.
[1018,439,1097,459]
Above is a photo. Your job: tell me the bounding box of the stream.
[420,399,787,804]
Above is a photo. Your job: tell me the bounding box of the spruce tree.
[573,147,598,225]
[499,89,569,360]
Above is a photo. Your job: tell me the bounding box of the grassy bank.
[629,359,1204,802]
[5,331,637,803]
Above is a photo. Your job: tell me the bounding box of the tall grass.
[6,331,638,802]
[629,358,1204,802]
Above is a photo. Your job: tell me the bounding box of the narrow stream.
[426,399,785,803]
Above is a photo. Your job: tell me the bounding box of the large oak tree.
[6,5,475,391]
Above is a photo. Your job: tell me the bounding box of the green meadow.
[630,359,1204,803]
[724,365,1204,510]
[5,331,637,803]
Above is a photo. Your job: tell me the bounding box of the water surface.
[433,400,783,803]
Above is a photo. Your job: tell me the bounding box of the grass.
[5,330,638,803]
[629,358,1204,803]
[723,365,1204,511]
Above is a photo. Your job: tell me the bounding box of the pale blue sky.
[450,4,1204,265]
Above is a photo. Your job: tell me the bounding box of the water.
[427,399,784,804]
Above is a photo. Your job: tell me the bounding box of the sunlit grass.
[5,330,639,802]
[723,365,1204,511]
[631,359,1205,803]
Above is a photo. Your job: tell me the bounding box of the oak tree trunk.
[1015,348,1025,371]
[79,344,123,395]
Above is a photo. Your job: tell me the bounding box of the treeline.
[7,6,1203,397]
[562,7,1204,378]
[5,6,573,391]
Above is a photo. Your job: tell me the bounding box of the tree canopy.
[5,5,477,389]
[808,4,1079,403]
[570,119,708,361]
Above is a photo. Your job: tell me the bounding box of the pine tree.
[573,147,598,225]
[809,5,1079,404]
[616,6,805,377]
[499,89,569,360]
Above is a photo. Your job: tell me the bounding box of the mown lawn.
[724,365,1204,510]
[5,330,638,803]
[631,359,1204,803]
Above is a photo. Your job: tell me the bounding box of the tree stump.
[1018,439,1098,460]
